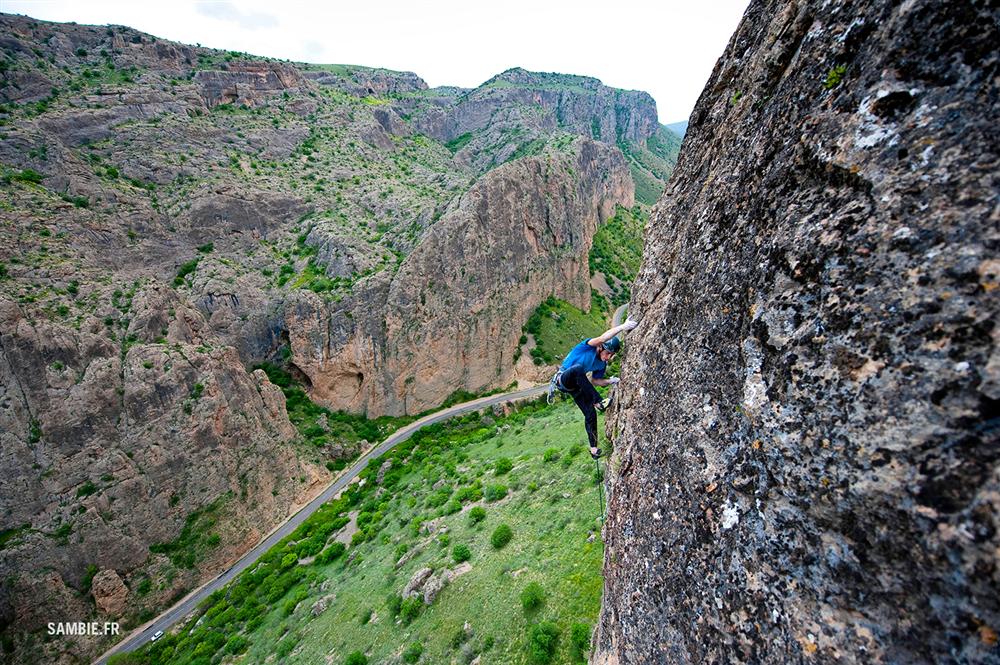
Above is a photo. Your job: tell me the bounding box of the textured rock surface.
[0,291,321,663]
[90,569,128,616]
[597,1,999,663]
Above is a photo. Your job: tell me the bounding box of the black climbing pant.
[559,364,602,449]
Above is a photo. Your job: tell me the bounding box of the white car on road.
[150,630,163,642]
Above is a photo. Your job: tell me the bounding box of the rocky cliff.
[597,1,998,663]
[285,137,631,415]
[393,68,681,204]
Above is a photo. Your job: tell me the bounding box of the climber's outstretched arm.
[587,317,639,347]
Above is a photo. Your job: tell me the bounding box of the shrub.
[387,593,402,617]
[345,652,368,665]
[543,448,560,463]
[824,64,847,90]
[400,596,422,624]
[315,541,345,564]
[484,484,507,502]
[528,621,560,663]
[442,499,462,515]
[197,242,214,254]
[402,641,423,663]
[468,506,486,524]
[453,544,471,563]
[494,458,512,475]
[455,485,482,503]
[521,582,545,612]
[12,169,43,184]
[491,524,512,549]
[224,635,249,654]
[427,488,451,507]
[570,623,591,661]
[174,258,199,286]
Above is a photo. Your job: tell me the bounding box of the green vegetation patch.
[589,204,646,305]
[445,132,473,153]
[123,398,606,665]
[522,296,609,366]
[255,363,411,454]
[148,494,229,569]
[0,524,31,551]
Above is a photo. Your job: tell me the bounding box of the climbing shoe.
[596,397,612,413]
[590,447,603,459]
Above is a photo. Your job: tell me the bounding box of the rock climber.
[549,316,638,459]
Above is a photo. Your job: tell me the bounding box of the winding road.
[96,303,629,664]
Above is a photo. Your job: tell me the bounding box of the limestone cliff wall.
[285,138,633,416]
[597,1,998,663]
[0,287,326,663]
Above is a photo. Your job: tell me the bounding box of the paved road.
[95,384,548,664]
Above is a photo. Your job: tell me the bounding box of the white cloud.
[2,0,750,121]
[194,1,277,30]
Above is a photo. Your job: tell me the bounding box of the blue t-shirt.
[559,339,606,379]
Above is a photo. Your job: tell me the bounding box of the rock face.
[0,290,320,663]
[597,1,999,663]
[286,138,632,415]
[90,569,128,616]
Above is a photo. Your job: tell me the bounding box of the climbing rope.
[594,456,605,522]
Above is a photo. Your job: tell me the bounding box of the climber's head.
[599,336,621,361]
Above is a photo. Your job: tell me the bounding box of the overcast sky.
[4,0,749,123]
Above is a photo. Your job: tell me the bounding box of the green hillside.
[112,399,608,665]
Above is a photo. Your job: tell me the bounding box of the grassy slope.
[523,297,610,366]
[115,399,607,665]
[589,205,647,306]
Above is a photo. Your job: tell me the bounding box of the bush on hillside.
[315,541,346,564]
[455,485,482,502]
[528,621,560,663]
[468,506,486,524]
[345,652,368,665]
[491,524,513,549]
[453,544,471,563]
[387,593,402,617]
[570,623,591,661]
[484,484,507,502]
[520,582,546,612]
[402,641,423,663]
[400,597,422,624]
[494,457,513,475]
